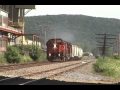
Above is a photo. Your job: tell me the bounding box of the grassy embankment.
[93,56,120,78]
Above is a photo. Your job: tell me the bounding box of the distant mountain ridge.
[24,14,120,52]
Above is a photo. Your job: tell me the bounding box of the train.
[46,38,83,61]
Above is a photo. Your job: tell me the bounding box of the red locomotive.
[46,38,71,61]
[46,38,83,61]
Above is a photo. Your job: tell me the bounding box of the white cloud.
[25,5,120,19]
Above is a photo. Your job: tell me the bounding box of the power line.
[96,33,116,59]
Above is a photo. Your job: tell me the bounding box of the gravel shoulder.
[47,58,119,84]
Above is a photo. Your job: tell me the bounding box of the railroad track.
[0,61,57,72]
[0,57,90,72]
[0,60,92,85]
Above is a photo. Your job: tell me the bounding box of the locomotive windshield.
[56,39,62,42]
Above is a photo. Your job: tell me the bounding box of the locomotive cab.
[46,38,72,61]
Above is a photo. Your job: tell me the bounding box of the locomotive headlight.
[49,53,51,56]
[58,53,60,56]
[53,43,57,49]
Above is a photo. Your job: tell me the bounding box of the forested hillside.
[24,15,120,52]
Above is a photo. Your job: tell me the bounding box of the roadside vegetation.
[0,53,7,64]
[0,45,47,64]
[93,55,120,78]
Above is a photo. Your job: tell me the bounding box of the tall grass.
[93,57,120,78]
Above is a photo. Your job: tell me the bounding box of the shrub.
[13,45,33,56]
[38,51,47,61]
[83,52,89,56]
[112,55,120,60]
[4,45,46,63]
[20,55,32,63]
[29,46,41,61]
[4,46,21,63]
[0,53,7,64]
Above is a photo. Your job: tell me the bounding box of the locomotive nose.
[53,43,57,49]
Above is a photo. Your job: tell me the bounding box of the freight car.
[46,38,83,61]
[71,45,83,60]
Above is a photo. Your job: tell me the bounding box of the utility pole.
[96,33,116,59]
[42,25,49,50]
[38,25,43,49]
[102,33,106,59]
[118,34,120,56]
[44,28,46,49]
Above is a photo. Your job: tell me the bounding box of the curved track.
[0,60,92,85]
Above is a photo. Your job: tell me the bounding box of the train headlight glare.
[53,43,57,48]
[49,53,51,56]
[58,54,60,56]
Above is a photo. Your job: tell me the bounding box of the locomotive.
[46,38,83,61]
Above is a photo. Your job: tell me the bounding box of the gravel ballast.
[0,60,84,78]
[47,59,119,84]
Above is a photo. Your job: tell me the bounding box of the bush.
[20,55,32,63]
[4,45,46,63]
[0,53,7,64]
[29,46,41,61]
[4,46,21,63]
[15,45,43,61]
[83,52,89,56]
[13,45,33,56]
[38,51,47,61]
[112,55,120,60]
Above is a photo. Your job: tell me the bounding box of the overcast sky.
[25,5,120,19]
